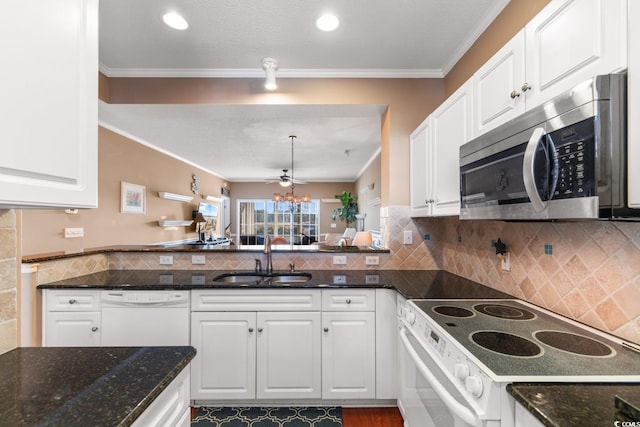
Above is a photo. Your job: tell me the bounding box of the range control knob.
[465,375,484,398]
[454,363,470,381]
[404,311,416,325]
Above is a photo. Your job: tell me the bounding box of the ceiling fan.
[264,135,307,186]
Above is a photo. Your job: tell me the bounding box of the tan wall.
[106,77,444,207]
[230,181,356,237]
[355,152,382,232]
[21,127,229,255]
[444,0,552,97]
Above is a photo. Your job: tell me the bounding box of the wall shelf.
[158,192,194,202]
[159,220,194,227]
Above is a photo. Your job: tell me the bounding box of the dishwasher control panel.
[101,291,190,306]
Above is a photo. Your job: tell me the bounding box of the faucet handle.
[255,259,262,273]
[289,263,295,272]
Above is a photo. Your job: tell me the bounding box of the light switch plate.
[403,230,413,244]
[64,227,84,238]
[191,255,205,265]
[333,274,347,284]
[159,255,174,265]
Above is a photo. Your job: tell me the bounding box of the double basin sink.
[212,272,312,285]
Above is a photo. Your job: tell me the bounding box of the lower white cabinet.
[321,311,375,399]
[132,366,191,427]
[514,403,544,427]
[43,290,101,347]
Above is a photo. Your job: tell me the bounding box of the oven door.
[398,327,478,427]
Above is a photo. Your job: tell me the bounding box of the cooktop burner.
[534,330,615,357]
[432,305,475,318]
[474,303,536,320]
[471,331,543,357]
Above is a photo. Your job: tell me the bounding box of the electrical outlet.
[333,255,347,265]
[330,223,337,228]
[191,274,206,285]
[365,274,380,284]
[159,255,174,265]
[501,253,511,271]
[332,274,347,284]
[159,274,173,284]
[403,230,413,244]
[64,227,84,238]
[365,255,379,266]
[191,255,205,265]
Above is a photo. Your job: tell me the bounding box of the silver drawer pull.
[248,328,254,333]
[91,327,98,332]
[324,327,329,332]
[346,299,351,304]
[257,327,263,333]
[68,299,77,304]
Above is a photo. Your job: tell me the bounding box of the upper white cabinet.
[0,0,98,209]
[474,0,627,136]
[410,79,473,217]
[629,0,640,208]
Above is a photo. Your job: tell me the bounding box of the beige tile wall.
[30,206,640,345]
[0,210,17,354]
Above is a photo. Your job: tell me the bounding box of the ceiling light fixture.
[162,12,189,30]
[272,136,311,206]
[315,13,339,32]
[262,58,278,90]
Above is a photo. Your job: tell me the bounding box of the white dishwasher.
[101,290,190,346]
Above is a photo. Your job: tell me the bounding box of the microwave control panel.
[551,119,595,199]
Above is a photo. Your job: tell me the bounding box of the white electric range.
[398,298,640,427]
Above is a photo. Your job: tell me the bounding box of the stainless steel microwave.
[459,73,638,220]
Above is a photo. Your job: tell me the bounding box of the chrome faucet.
[263,235,273,274]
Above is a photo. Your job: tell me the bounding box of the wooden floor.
[342,407,404,427]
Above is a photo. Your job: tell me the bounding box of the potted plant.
[332,191,359,228]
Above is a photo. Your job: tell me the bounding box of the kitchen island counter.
[0,346,196,426]
[508,382,640,426]
[36,269,511,300]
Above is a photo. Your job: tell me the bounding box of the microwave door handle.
[523,127,547,212]
[400,327,479,427]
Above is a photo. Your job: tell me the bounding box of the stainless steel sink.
[267,273,312,283]
[211,272,312,284]
[212,274,264,283]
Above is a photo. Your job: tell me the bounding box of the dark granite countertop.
[508,383,640,426]
[36,269,512,300]
[0,346,196,426]
[22,243,389,263]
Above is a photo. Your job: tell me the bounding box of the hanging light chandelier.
[272,135,311,205]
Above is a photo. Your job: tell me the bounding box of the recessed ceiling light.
[315,13,339,32]
[162,12,189,30]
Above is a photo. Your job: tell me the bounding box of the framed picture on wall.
[121,181,146,214]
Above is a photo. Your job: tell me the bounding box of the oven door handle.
[400,327,478,427]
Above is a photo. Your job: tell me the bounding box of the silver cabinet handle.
[91,326,98,332]
[521,82,531,92]
[68,299,77,304]
[257,327,263,333]
[346,299,351,304]
[248,328,254,333]
[324,327,329,332]
[510,90,520,99]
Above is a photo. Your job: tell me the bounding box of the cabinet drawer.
[322,289,375,311]
[191,289,321,311]
[45,290,101,311]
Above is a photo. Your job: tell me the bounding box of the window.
[238,199,319,245]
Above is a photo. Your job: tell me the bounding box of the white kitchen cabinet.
[410,78,472,217]
[257,312,322,399]
[43,290,101,346]
[524,0,627,109]
[0,0,98,209]
[132,366,191,427]
[473,29,526,135]
[627,0,640,208]
[190,312,256,400]
[190,289,322,402]
[474,0,627,138]
[321,289,376,399]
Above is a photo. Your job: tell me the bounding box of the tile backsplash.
[0,210,17,354]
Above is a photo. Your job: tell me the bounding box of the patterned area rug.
[191,407,342,427]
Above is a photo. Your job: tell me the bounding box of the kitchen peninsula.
[0,346,195,426]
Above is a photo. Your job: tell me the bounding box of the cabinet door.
[430,79,473,217]
[628,0,640,208]
[256,312,321,399]
[44,311,100,346]
[190,312,256,400]
[0,0,98,209]
[322,311,376,399]
[524,0,627,109]
[474,29,526,136]
[410,116,433,216]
